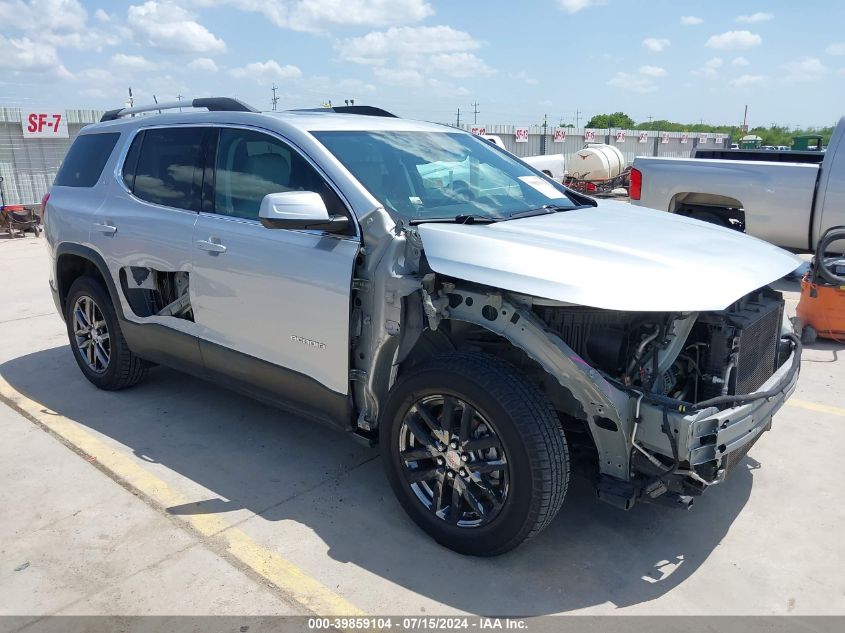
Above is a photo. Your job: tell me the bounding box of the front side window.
[213,128,344,221]
[131,127,206,211]
[313,130,579,223]
[54,133,120,188]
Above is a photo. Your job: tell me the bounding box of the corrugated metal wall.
[0,109,102,206]
[453,123,728,166]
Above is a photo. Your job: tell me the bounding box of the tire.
[689,210,730,228]
[65,275,148,390]
[801,325,818,345]
[380,352,569,556]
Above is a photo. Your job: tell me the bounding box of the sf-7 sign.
[21,110,68,139]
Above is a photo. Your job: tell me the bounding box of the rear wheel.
[65,276,147,390]
[380,352,569,556]
[688,210,730,228]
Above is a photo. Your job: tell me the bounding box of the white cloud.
[336,25,481,65]
[731,56,750,66]
[94,8,111,21]
[373,67,424,86]
[642,37,670,52]
[509,70,538,85]
[128,1,226,53]
[680,16,703,25]
[782,57,827,82]
[607,71,657,93]
[426,52,494,78]
[187,57,219,72]
[229,59,302,83]
[193,0,433,32]
[0,34,60,72]
[735,12,773,23]
[111,53,157,71]
[0,0,88,33]
[693,57,723,80]
[729,74,766,87]
[335,25,493,82]
[706,30,762,50]
[639,64,666,77]
[826,42,845,56]
[557,0,600,13]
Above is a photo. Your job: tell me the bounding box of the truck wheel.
[689,210,730,228]
[65,276,148,390]
[380,352,569,556]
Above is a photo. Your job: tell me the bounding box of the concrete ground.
[1,233,844,617]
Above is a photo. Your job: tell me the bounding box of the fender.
[440,284,636,481]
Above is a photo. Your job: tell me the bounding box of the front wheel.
[380,353,569,556]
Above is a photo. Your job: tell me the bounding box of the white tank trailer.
[568,144,626,181]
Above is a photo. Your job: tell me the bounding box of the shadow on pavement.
[1,345,755,615]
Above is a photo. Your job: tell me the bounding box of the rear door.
[91,125,213,366]
[191,126,359,405]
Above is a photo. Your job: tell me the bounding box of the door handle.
[196,238,227,253]
[94,222,117,235]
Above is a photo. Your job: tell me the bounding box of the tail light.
[40,191,50,223]
[629,167,642,200]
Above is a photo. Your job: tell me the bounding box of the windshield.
[312,130,578,222]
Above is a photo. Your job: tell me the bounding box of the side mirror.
[258,191,350,233]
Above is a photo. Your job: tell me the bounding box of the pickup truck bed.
[631,116,845,253]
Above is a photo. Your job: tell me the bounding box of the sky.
[0,0,843,128]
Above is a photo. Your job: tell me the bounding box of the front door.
[191,126,359,411]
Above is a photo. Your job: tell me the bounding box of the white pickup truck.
[630,117,845,252]
[482,134,567,181]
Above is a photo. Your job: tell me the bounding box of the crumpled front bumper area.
[625,335,801,504]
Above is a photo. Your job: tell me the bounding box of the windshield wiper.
[504,204,591,221]
[411,214,498,225]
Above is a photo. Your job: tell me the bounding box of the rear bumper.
[631,335,800,494]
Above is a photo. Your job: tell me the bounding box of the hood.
[417,200,801,312]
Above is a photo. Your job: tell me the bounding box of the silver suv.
[45,98,802,555]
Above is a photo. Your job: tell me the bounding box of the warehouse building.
[0,108,102,206]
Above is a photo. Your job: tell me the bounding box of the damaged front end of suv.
[350,203,801,513]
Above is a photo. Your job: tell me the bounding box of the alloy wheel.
[72,295,110,373]
[398,395,509,528]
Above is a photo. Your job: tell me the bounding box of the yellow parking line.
[787,398,845,418]
[0,376,365,616]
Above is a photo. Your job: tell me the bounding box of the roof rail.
[287,105,397,118]
[100,97,258,122]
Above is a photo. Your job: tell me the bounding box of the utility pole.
[472,101,479,125]
[648,114,653,126]
[456,106,461,127]
[127,87,134,108]
[742,104,748,132]
[176,94,183,112]
[271,84,279,111]
[541,114,548,155]
[575,109,582,129]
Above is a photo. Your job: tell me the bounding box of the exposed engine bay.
[119,266,194,321]
[530,287,785,405]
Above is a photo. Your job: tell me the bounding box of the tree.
[585,112,636,129]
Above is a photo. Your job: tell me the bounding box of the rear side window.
[54,132,120,187]
[131,127,206,211]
